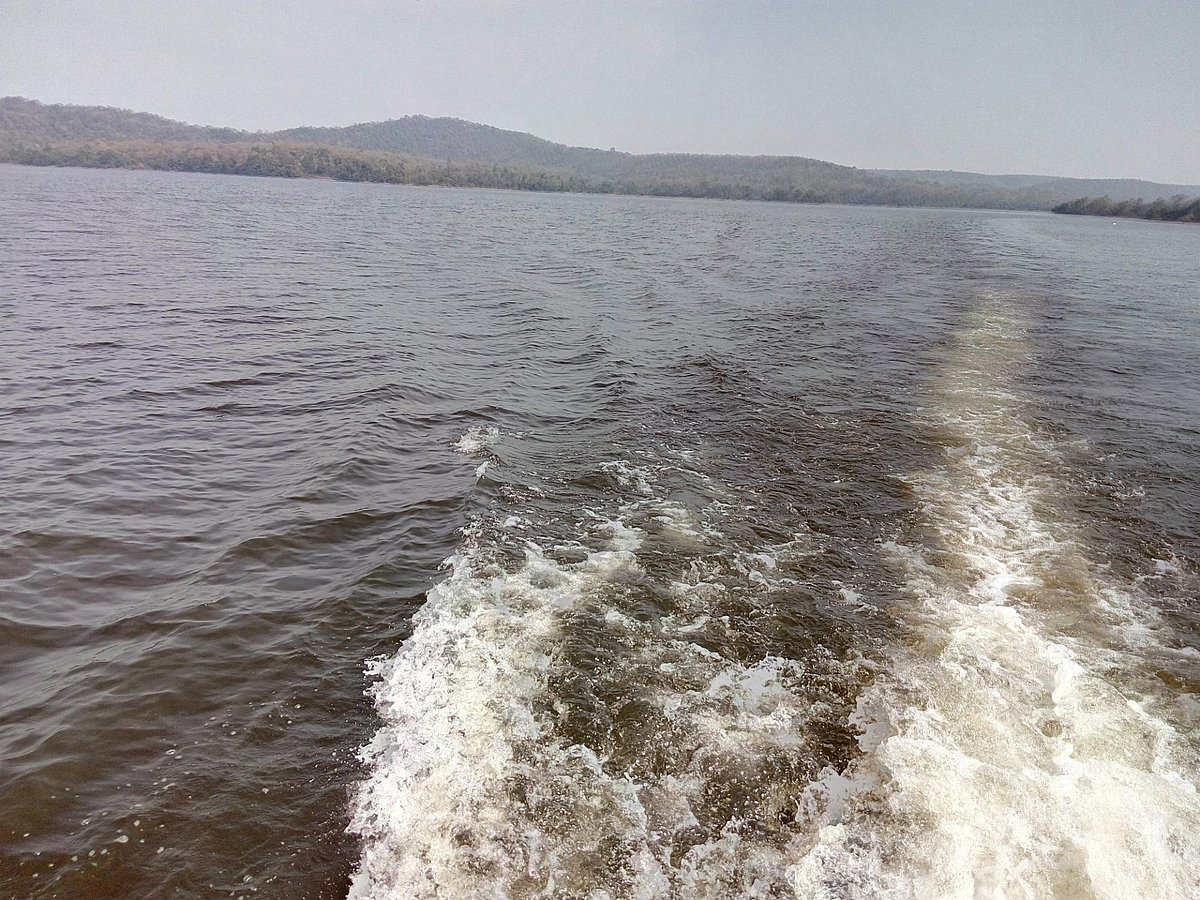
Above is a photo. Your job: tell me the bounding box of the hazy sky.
[4,0,1198,182]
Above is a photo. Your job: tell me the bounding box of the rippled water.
[1,164,1198,899]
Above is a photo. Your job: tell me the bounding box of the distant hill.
[276,115,617,171]
[871,168,1200,210]
[0,95,251,145]
[4,97,1197,210]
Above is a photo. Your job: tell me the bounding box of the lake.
[1,164,1198,898]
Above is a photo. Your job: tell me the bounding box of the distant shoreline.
[9,159,1195,225]
[0,159,1068,218]
[1051,195,1200,224]
[6,97,1199,215]
[0,138,1013,211]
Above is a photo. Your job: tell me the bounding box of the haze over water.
[1,164,1198,898]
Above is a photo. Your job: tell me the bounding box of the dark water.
[1,164,1197,899]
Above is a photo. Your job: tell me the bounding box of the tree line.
[1052,195,1200,222]
[1,139,595,192]
[0,137,1055,209]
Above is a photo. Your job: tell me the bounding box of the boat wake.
[797,300,1200,898]
[348,433,869,898]
[349,300,1199,898]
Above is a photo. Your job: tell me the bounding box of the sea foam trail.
[795,303,1200,898]
[347,526,820,898]
[348,443,862,898]
[349,304,1199,898]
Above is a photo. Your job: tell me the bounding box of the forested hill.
[871,168,1200,212]
[4,97,1197,211]
[0,96,250,144]
[1052,195,1200,223]
[276,115,620,171]
[0,97,942,205]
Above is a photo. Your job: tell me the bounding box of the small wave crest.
[453,424,500,455]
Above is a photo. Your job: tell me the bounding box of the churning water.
[1,165,1197,899]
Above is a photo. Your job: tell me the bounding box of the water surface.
[1,165,1197,898]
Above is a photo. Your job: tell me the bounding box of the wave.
[795,302,1200,898]
[349,309,1200,897]
[347,435,871,897]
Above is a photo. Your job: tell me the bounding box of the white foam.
[650,500,713,544]
[601,459,655,495]
[353,302,1200,896]
[1136,554,1186,585]
[453,424,500,454]
[792,305,1200,898]
[600,516,644,552]
[348,524,647,899]
[349,495,849,898]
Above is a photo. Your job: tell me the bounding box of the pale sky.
[3,0,1198,182]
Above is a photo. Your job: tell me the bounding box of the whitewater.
[349,295,1200,897]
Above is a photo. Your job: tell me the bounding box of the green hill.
[4,97,1196,210]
